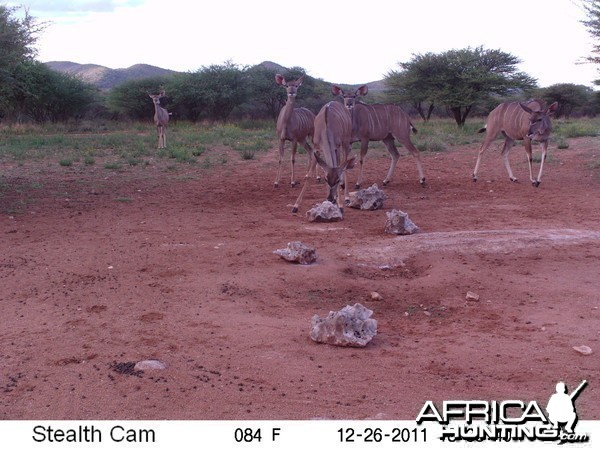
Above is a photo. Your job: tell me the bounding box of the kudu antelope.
[473,100,558,187]
[274,74,316,187]
[291,101,355,214]
[149,91,169,149]
[332,85,425,188]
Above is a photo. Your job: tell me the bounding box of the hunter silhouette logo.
[546,380,587,434]
[416,380,590,443]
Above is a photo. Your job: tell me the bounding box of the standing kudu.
[292,101,355,214]
[332,85,425,188]
[149,91,169,149]
[473,100,558,187]
[274,74,316,187]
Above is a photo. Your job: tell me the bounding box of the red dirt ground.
[1,137,599,420]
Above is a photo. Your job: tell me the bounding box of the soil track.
[1,137,599,420]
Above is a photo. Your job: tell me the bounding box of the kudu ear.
[547,102,559,115]
[343,156,356,171]
[356,85,368,97]
[296,75,304,86]
[314,151,327,169]
[275,74,286,86]
[331,85,343,96]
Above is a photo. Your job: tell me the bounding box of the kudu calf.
[274,74,316,187]
[332,85,425,188]
[473,100,558,187]
[149,91,170,149]
[291,101,355,214]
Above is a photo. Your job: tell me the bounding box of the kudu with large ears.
[149,91,169,149]
[274,74,316,188]
[291,101,355,214]
[332,84,425,188]
[473,100,559,187]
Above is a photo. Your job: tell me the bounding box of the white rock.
[310,303,377,347]
[134,359,168,371]
[274,241,317,265]
[384,209,420,235]
[306,201,343,222]
[573,345,593,356]
[466,291,480,301]
[348,184,385,210]
[370,291,383,301]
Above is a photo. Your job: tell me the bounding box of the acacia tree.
[107,76,172,120]
[0,4,43,120]
[536,83,593,118]
[386,47,537,127]
[224,65,329,120]
[385,52,442,121]
[582,0,600,80]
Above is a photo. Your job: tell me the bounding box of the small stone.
[274,241,317,265]
[466,291,480,301]
[134,359,168,371]
[370,291,383,301]
[573,345,593,356]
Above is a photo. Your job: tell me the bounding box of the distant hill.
[44,61,179,90]
[44,60,386,92]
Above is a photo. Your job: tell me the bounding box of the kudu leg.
[381,138,399,187]
[302,141,320,183]
[501,138,518,182]
[402,138,426,185]
[529,141,547,187]
[290,141,298,187]
[274,140,285,188]
[355,140,371,189]
[291,175,313,214]
[473,138,492,182]
[156,125,165,148]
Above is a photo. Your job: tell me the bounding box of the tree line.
[2,3,600,126]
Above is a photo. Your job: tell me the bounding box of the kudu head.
[519,101,558,142]
[331,85,369,110]
[149,91,165,106]
[275,74,304,98]
[314,152,356,203]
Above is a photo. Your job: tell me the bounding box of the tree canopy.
[385,46,537,126]
[582,0,600,85]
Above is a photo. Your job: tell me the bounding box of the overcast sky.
[9,0,599,87]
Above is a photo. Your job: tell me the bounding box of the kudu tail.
[410,122,418,134]
[478,125,487,133]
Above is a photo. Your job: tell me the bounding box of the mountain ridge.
[44,60,386,91]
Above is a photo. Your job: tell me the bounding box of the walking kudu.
[332,85,425,188]
[274,74,316,187]
[149,91,169,149]
[291,101,355,214]
[473,100,558,187]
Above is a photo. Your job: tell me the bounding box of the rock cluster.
[348,184,385,210]
[384,209,420,235]
[274,241,317,265]
[310,303,377,347]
